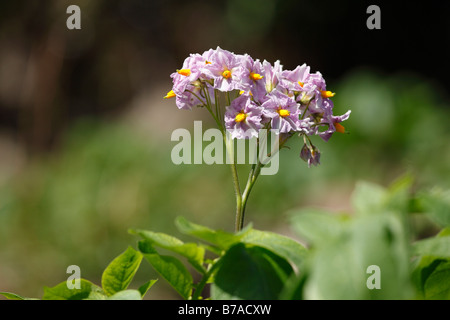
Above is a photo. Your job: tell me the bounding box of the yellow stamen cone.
[250,72,263,81]
[335,122,345,133]
[278,109,290,118]
[177,69,191,76]
[235,112,247,123]
[321,90,335,98]
[164,90,176,99]
[222,70,232,79]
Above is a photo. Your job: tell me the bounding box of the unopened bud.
[299,92,313,105]
[299,143,320,167]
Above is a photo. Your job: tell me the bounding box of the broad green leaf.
[43,279,105,300]
[304,240,364,299]
[0,292,37,300]
[438,227,450,237]
[211,243,294,300]
[138,240,193,300]
[289,208,345,246]
[175,216,250,250]
[303,213,413,299]
[411,256,446,295]
[107,289,142,300]
[420,188,450,227]
[412,236,450,258]
[278,269,309,300]
[351,178,412,217]
[131,229,205,274]
[83,289,107,300]
[349,213,412,299]
[424,260,450,299]
[138,279,157,298]
[385,174,413,214]
[351,181,387,216]
[101,246,143,296]
[240,229,307,269]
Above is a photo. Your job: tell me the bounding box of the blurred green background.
[0,0,449,299]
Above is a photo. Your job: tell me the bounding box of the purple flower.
[173,83,217,110]
[317,110,351,141]
[332,110,351,126]
[296,71,335,107]
[280,63,311,92]
[174,83,204,110]
[170,54,205,95]
[261,90,300,133]
[238,54,266,102]
[202,47,245,92]
[201,48,216,65]
[224,93,263,139]
[165,48,352,171]
[262,60,283,95]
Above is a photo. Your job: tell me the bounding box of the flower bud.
[300,143,320,167]
[300,143,311,162]
[299,92,314,105]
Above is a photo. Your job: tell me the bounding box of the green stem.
[300,99,312,120]
[199,87,224,133]
[186,89,206,106]
[224,134,242,233]
[191,260,219,300]
[214,89,222,124]
[239,162,262,231]
[237,130,291,231]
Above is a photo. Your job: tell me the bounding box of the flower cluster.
[165,47,350,167]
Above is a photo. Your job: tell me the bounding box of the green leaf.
[385,174,413,214]
[240,229,307,269]
[424,260,450,299]
[107,289,142,300]
[131,229,205,274]
[412,236,450,258]
[351,177,412,217]
[0,292,37,300]
[211,243,294,300]
[138,240,193,300]
[438,227,450,237]
[278,271,308,300]
[289,208,345,246]
[304,240,364,299]
[349,213,412,299]
[101,246,143,297]
[411,256,446,295]
[138,279,157,298]
[43,279,105,300]
[351,181,387,216]
[420,188,450,227]
[302,213,413,299]
[175,216,245,250]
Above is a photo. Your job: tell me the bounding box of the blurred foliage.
[0,69,449,298]
[287,177,450,300]
[3,175,449,300]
